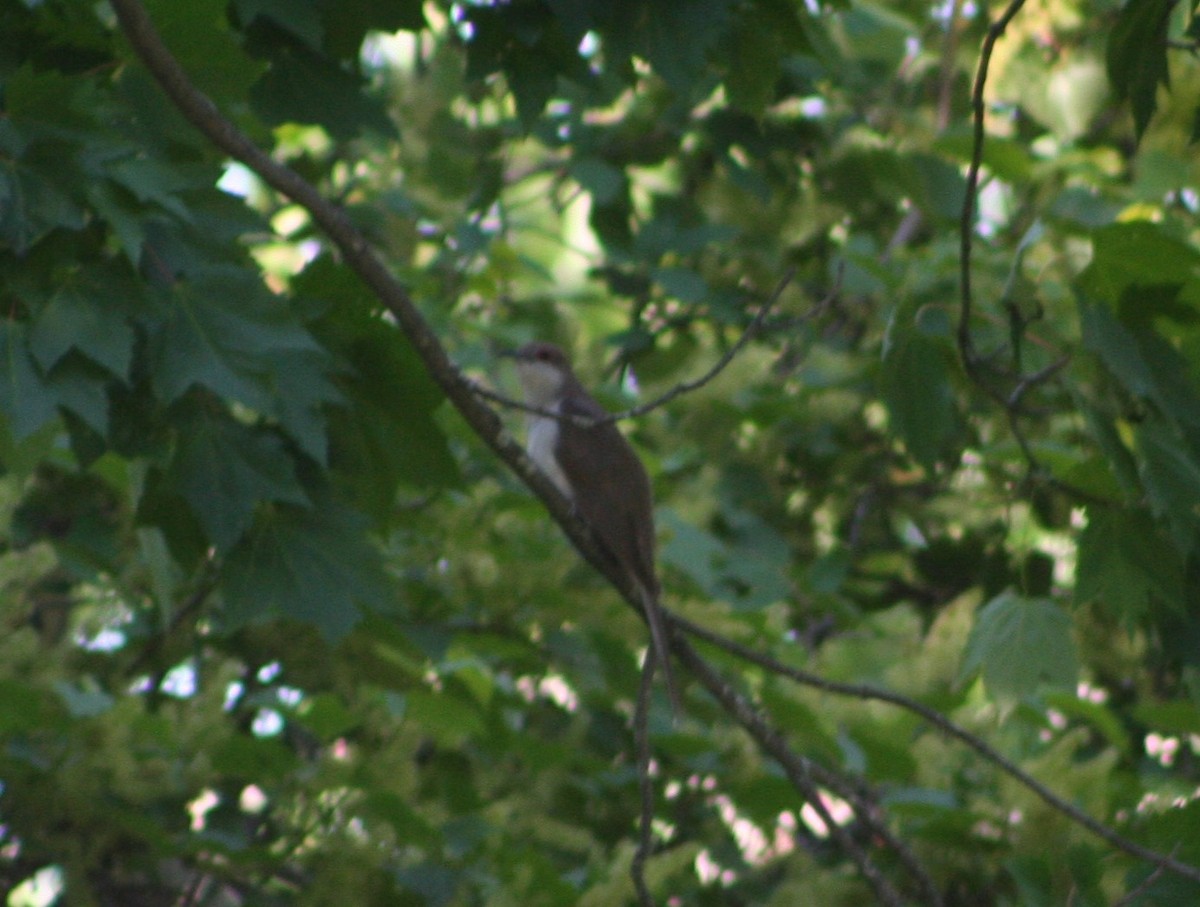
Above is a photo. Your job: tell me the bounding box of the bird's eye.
[536,348,551,361]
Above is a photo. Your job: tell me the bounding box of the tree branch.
[671,636,908,907]
[470,264,821,427]
[632,654,658,907]
[801,758,943,907]
[674,614,1200,884]
[108,0,626,628]
[958,0,1028,375]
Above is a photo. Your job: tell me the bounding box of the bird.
[506,341,680,714]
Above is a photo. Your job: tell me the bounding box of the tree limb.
[632,654,658,907]
[672,637,907,907]
[470,264,815,427]
[674,614,1200,884]
[958,0,1028,377]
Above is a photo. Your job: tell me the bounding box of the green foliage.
[1106,0,1174,140]
[3,0,1200,904]
[961,590,1078,703]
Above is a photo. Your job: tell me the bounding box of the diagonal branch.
[672,637,907,907]
[674,614,1200,885]
[108,0,605,611]
[471,264,820,427]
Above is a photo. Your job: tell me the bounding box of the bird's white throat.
[525,406,572,499]
[515,358,573,498]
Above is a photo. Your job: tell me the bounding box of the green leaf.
[1132,701,1200,736]
[306,282,455,522]
[1075,507,1184,620]
[725,8,784,116]
[106,155,198,223]
[363,790,440,850]
[317,0,426,58]
[1078,302,1200,440]
[147,270,327,414]
[569,158,625,205]
[265,348,343,464]
[881,333,960,470]
[12,466,124,573]
[29,285,136,379]
[935,130,1033,185]
[250,45,397,140]
[908,152,967,222]
[0,152,87,254]
[639,0,734,96]
[1135,419,1200,549]
[652,266,708,304]
[221,501,393,640]
[167,412,309,552]
[1106,0,1172,140]
[293,691,359,740]
[1079,402,1140,497]
[465,3,585,127]
[404,688,484,745]
[140,0,267,104]
[961,590,1078,702]
[234,0,325,49]
[0,323,109,439]
[211,733,300,780]
[1077,222,1200,306]
[0,679,61,734]
[86,180,148,264]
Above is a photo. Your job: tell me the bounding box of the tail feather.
[640,585,681,719]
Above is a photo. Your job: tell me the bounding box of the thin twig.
[631,653,658,907]
[955,0,1098,503]
[673,614,1200,885]
[1114,847,1178,906]
[958,0,1028,373]
[472,264,814,426]
[126,553,219,677]
[1007,354,1070,410]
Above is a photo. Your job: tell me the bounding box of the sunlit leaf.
[961,591,1079,702]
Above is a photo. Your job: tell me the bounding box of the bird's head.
[506,342,573,407]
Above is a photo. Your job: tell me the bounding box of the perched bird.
[507,342,680,713]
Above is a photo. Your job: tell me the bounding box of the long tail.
[641,586,681,718]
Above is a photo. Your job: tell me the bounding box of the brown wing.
[554,393,659,598]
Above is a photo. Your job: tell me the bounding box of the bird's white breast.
[527,407,573,500]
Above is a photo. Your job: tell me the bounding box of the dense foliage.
[3,0,1200,903]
